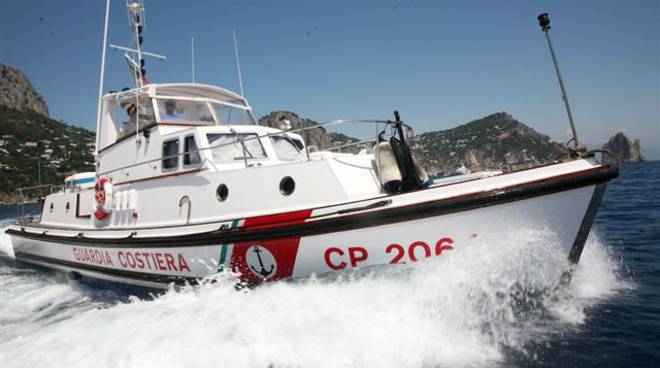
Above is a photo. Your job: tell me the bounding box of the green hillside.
[0,105,95,199]
[412,112,568,173]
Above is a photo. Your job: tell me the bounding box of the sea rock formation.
[0,64,49,117]
[603,132,645,162]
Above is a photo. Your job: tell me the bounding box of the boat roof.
[103,83,250,109]
[64,172,96,185]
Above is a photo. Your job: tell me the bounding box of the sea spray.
[0,229,625,368]
[0,221,16,258]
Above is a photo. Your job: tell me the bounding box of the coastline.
[0,194,38,205]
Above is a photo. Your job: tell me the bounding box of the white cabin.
[39,83,383,229]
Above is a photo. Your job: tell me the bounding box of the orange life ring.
[94,178,113,220]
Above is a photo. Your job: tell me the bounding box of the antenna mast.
[537,13,580,148]
[94,0,111,161]
[233,30,245,96]
[127,1,147,87]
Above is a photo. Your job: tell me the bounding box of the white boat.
[5,3,618,289]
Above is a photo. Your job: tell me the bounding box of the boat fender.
[375,141,403,192]
[94,178,113,220]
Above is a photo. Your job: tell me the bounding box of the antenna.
[108,2,165,87]
[191,35,196,83]
[233,29,245,96]
[126,1,147,87]
[109,44,167,60]
[537,13,580,148]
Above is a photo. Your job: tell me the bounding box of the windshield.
[116,94,155,139]
[207,133,267,164]
[157,99,214,124]
[271,135,304,161]
[213,104,254,125]
[157,99,254,125]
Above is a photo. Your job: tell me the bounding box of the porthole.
[216,184,229,202]
[279,176,295,196]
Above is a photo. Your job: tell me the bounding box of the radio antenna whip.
[538,13,580,149]
[191,35,196,83]
[233,29,245,97]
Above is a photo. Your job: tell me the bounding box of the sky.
[1,0,659,158]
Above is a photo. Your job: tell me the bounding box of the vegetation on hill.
[412,112,568,173]
[0,105,95,201]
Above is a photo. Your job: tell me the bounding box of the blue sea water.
[0,161,658,367]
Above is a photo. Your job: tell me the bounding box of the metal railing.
[97,118,412,178]
[14,184,62,224]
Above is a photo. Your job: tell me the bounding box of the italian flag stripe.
[217,244,229,272]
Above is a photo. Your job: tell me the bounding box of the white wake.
[0,229,628,368]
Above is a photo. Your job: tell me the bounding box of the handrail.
[97,118,410,177]
[14,183,59,192]
[14,184,59,225]
[327,137,379,152]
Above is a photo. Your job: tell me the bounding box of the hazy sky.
[2,0,659,158]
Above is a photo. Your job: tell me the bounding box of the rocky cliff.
[0,64,49,116]
[259,111,341,149]
[0,66,93,202]
[603,132,645,162]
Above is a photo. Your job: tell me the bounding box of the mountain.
[603,132,645,163]
[0,105,96,201]
[0,64,49,116]
[259,110,567,173]
[0,65,95,202]
[412,112,567,173]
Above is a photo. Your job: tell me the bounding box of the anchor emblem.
[246,245,277,279]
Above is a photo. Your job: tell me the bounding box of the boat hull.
[7,177,609,289]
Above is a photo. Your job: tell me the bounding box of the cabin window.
[183,135,201,166]
[162,139,180,170]
[206,133,266,164]
[212,104,254,125]
[271,135,303,161]
[157,99,214,124]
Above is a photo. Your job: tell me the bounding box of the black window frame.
[183,134,201,166]
[162,138,180,171]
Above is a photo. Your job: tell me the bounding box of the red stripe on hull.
[244,209,313,229]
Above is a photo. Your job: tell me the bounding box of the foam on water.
[0,226,627,368]
[0,220,16,258]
